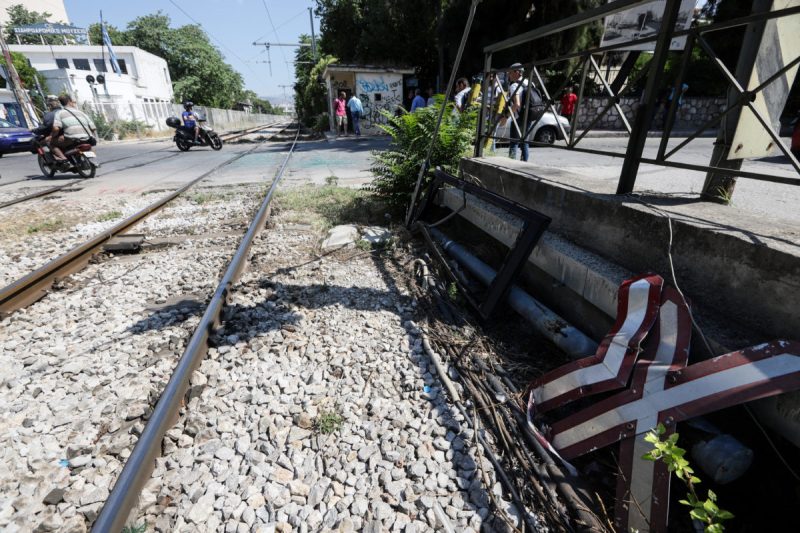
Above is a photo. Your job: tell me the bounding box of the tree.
[3,4,72,45]
[238,90,283,115]
[87,11,247,109]
[0,52,49,111]
[294,34,336,125]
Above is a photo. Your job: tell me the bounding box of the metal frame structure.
[414,169,551,320]
[475,0,800,195]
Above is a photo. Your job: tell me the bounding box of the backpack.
[510,82,546,120]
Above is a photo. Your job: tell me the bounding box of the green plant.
[369,98,477,211]
[121,523,147,533]
[643,424,734,532]
[325,175,339,186]
[190,192,216,204]
[97,210,123,222]
[447,282,459,301]
[356,239,372,251]
[315,410,343,435]
[27,219,64,234]
[313,112,330,133]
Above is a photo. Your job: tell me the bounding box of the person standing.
[348,93,364,136]
[560,86,578,121]
[507,63,530,162]
[426,87,435,107]
[662,82,689,128]
[410,88,426,112]
[334,91,348,136]
[454,78,471,113]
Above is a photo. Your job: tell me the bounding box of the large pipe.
[429,227,597,359]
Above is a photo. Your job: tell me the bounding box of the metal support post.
[701,0,772,203]
[308,7,317,60]
[616,0,682,195]
[475,53,492,157]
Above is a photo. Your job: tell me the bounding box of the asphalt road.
[0,130,389,199]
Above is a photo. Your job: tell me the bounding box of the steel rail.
[0,122,291,210]
[0,132,288,316]
[91,126,300,533]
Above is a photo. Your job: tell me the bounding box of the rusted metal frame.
[657,33,696,161]
[572,94,621,147]
[92,128,300,533]
[475,52,493,157]
[492,5,800,71]
[588,55,632,134]
[617,0,682,194]
[532,66,571,143]
[637,157,800,186]
[696,34,800,174]
[415,169,550,320]
[0,179,82,210]
[484,0,650,54]
[0,143,270,316]
[751,52,800,95]
[663,97,744,160]
[570,56,590,147]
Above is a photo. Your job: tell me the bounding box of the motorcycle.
[166,116,223,151]
[33,137,98,179]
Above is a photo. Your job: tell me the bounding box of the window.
[55,58,69,69]
[93,59,107,72]
[117,59,128,74]
[73,58,90,71]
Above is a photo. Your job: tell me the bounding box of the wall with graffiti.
[355,73,403,134]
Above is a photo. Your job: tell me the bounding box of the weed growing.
[97,210,123,222]
[315,410,344,435]
[26,219,64,234]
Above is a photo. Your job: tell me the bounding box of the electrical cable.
[260,0,292,78]
[251,7,307,44]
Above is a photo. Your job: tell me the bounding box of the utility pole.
[308,7,317,61]
[0,25,39,127]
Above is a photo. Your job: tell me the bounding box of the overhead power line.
[260,0,292,78]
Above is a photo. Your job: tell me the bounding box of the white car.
[493,110,571,146]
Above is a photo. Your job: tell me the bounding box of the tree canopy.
[86,12,246,108]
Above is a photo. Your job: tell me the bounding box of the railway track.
[92,126,299,532]
[0,123,295,316]
[0,122,286,209]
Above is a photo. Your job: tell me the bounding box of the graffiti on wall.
[355,74,403,130]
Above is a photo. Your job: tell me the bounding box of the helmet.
[183,101,193,110]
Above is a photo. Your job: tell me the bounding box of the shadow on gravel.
[125,253,496,527]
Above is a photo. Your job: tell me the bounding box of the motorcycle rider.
[49,94,97,161]
[182,101,200,143]
[31,95,61,138]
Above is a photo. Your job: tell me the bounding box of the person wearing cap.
[31,95,62,138]
[507,62,531,161]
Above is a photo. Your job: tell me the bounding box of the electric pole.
[308,7,317,60]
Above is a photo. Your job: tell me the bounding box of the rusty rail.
[0,126,290,316]
[91,125,300,532]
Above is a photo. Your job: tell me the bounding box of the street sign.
[528,274,663,413]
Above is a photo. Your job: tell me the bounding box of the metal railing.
[475,0,800,199]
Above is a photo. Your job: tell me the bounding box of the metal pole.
[475,53,492,157]
[616,0,682,195]
[701,0,772,203]
[308,7,317,60]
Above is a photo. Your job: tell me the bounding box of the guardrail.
[475,0,800,202]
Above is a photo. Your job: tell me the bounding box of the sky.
[63,0,317,104]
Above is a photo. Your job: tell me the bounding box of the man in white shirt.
[347,94,364,136]
[454,78,471,113]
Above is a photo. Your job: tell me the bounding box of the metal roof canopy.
[322,63,415,78]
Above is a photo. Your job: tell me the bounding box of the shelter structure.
[321,64,414,135]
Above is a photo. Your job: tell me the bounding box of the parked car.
[493,111,571,146]
[0,118,34,156]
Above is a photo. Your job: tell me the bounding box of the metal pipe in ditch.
[428,227,598,359]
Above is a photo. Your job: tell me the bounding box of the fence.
[79,100,284,141]
[476,0,800,201]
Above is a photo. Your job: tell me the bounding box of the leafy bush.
[369,98,477,211]
[313,112,330,133]
[87,111,151,140]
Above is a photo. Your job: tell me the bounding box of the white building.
[0,0,69,25]
[9,44,174,126]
